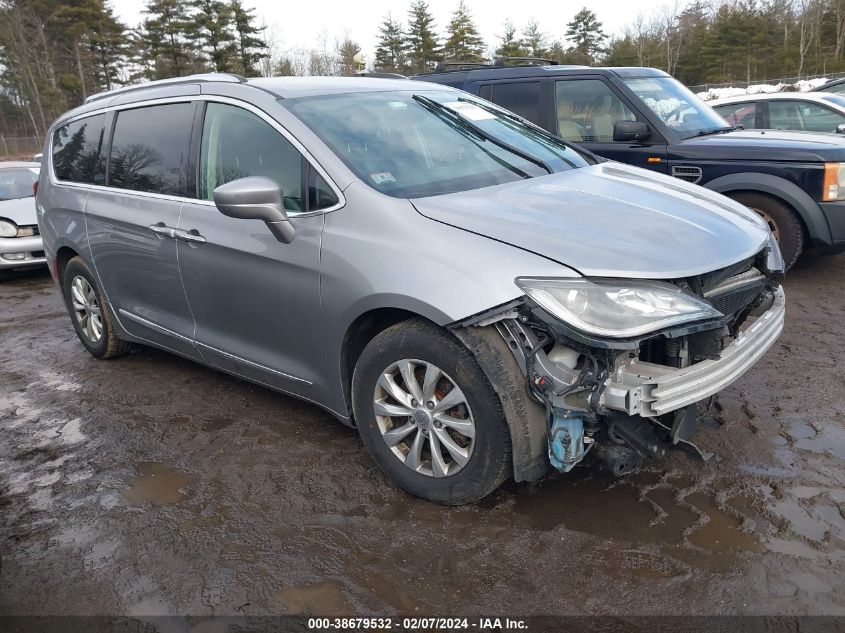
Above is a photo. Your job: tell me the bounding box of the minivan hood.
[0,196,37,226]
[411,162,769,279]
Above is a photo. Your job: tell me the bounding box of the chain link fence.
[0,136,43,160]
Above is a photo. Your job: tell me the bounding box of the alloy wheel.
[70,275,103,344]
[373,359,476,478]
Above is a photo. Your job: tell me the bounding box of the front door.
[176,101,337,399]
[86,101,200,359]
[553,77,668,172]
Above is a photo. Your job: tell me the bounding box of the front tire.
[62,256,131,359]
[352,319,512,505]
[728,192,804,269]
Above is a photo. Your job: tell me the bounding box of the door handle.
[174,229,206,244]
[149,223,177,239]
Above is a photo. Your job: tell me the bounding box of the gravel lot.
[1,253,844,618]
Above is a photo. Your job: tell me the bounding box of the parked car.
[710,92,845,134]
[0,161,44,274]
[416,63,845,268]
[813,77,845,95]
[39,74,785,504]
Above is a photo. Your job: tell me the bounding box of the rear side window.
[109,103,195,196]
[52,114,107,184]
[490,81,542,125]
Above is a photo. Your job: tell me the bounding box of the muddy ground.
[1,252,844,619]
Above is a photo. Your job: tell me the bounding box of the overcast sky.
[110,0,686,63]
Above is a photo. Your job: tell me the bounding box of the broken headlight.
[764,230,785,274]
[516,277,723,338]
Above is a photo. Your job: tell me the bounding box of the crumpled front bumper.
[600,286,785,417]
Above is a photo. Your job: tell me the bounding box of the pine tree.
[521,19,548,58]
[565,7,607,63]
[230,0,267,76]
[190,0,237,72]
[442,1,485,63]
[374,14,409,73]
[336,37,361,75]
[495,20,528,60]
[406,0,440,73]
[139,0,199,79]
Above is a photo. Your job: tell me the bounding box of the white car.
[710,91,845,134]
[0,161,44,273]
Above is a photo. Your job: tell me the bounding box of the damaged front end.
[455,250,785,478]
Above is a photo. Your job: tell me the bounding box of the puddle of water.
[788,421,817,440]
[765,496,828,542]
[511,471,697,545]
[270,581,352,615]
[685,493,764,553]
[121,463,197,506]
[794,425,845,460]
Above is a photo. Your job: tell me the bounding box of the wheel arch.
[54,245,80,288]
[704,172,831,244]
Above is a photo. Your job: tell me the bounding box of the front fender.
[704,172,832,244]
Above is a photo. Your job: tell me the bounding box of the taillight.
[33,180,39,197]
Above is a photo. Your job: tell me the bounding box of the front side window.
[490,82,543,125]
[109,103,195,196]
[199,102,325,212]
[555,79,637,142]
[713,102,757,128]
[769,100,845,133]
[52,114,106,184]
[622,77,729,137]
[285,90,591,199]
[0,167,38,201]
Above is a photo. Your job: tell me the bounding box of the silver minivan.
[38,74,785,504]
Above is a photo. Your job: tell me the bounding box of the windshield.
[0,167,38,201]
[284,90,592,198]
[622,77,730,138]
[820,93,845,110]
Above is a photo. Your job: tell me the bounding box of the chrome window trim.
[47,94,346,216]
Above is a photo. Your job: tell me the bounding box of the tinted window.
[199,103,307,212]
[713,102,757,128]
[491,82,542,125]
[109,103,195,196]
[52,114,106,184]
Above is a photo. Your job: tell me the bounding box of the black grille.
[708,283,765,316]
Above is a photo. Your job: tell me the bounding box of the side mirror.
[836,123,845,134]
[213,176,295,244]
[613,121,651,143]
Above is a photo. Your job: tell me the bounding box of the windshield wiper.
[686,126,739,139]
[412,94,553,175]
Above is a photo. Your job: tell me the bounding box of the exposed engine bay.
[456,252,785,477]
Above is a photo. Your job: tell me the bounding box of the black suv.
[416,63,845,267]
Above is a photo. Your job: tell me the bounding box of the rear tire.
[62,256,131,359]
[727,192,804,269]
[352,319,512,505]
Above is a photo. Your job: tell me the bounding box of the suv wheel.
[728,192,804,269]
[62,256,131,359]
[351,319,512,505]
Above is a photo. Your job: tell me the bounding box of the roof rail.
[354,71,408,79]
[434,61,490,72]
[493,56,558,67]
[428,57,561,74]
[84,72,248,104]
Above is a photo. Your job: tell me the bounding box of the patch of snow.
[698,76,835,101]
